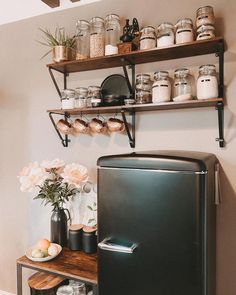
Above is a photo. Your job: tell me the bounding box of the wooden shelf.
[47,37,224,74]
[48,98,223,116]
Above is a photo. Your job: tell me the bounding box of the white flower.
[61,163,89,189]
[41,159,65,172]
[18,162,46,192]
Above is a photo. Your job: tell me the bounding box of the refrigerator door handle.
[98,238,138,254]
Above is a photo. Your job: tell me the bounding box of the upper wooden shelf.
[47,37,224,74]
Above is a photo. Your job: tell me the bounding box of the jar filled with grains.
[173,68,193,101]
[140,26,156,50]
[90,17,105,58]
[136,90,152,104]
[152,71,171,103]
[197,24,215,40]
[157,22,175,47]
[87,86,102,107]
[76,20,90,60]
[197,64,218,100]
[175,18,194,44]
[75,87,88,108]
[196,6,215,28]
[136,74,152,91]
[105,14,121,56]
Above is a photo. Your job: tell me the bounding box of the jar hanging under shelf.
[196,5,215,28]
[197,64,218,100]
[90,17,105,58]
[105,14,121,55]
[175,18,194,44]
[61,89,76,109]
[76,20,90,60]
[140,26,156,50]
[197,24,215,41]
[157,22,174,47]
[173,68,193,101]
[152,71,171,103]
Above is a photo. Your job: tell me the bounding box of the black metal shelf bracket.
[120,58,135,98]
[215,102,224,147]
[49,112,71,147]
[48,67,69,97]
[121,109,135,148]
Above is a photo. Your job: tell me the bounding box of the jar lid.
[140,26,155,33]
[175,18,193,27]
[154,71,169,79]
[69,224,84,231]
[76,20,90,28]
[174,68,190,77]
[83,226,97,233]
[88,85,101,91]
[136,73,151,80]
[90,16,104,24]
[199,64,216,73]
[105,14,120,21]
[76,87,88,92]
[197,24,215,33]
[157,22,174,31]
[196,5,214,14]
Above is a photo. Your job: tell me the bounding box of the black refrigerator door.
[98,167,205,295]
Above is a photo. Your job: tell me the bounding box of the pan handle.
[98,238,137,254]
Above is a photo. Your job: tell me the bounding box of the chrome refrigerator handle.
[98,238,138,254]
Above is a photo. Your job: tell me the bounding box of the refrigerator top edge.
[97,150,217,172]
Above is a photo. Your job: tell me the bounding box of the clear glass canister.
[175,18,194,44]
[105,14,120,56]
[157,22,174,48]
[152,71,171,103]
[76,20,90,60]
[136,90,152,104]
[174,68,193,101]
[197,24,215,40]
[140,26,156,50]
[196,6,215,28]
[90,17,105,58]
[87,86,102,107]
[61,89,75,109]
[75,87,88,108]
[136,74,152,91]
[197,64,218,100]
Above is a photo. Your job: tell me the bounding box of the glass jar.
[87,86,102,107]
[70,281,86,295]
[76,20,90,60]
[75,87,88,108]
[174,68,193,101]
[61,89,75,109]
[105,14,120,56]
[157,22,174,47]
[136,74,152,91]
[152,71,171,103]
[140,26,156,50]
[56,285,74,295]
[197,24,215,40]
[136,90,152,104]
[175,18,194,44]
[196,6,215,28]
[197,64,218,100]
[90,17,105,58]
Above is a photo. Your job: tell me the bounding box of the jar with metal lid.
[135,89,152,104]
[75,87,88,108]
[90,17,105,58]
[196,6,215,28]
[197,24,215,40]
[87,86,102,107]
[197,64,218,100]
[157,22,174,48]
[152,71,171,103]
[61,89,75,109]
[105,14,120,56]
[76,20,90,60]
[175,18,194,44]
[174,68,193,101]
[140,26,156,50]
[136,74,152,91]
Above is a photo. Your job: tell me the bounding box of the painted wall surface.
[0,0,236,294]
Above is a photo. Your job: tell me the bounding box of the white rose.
[61,163,89,189]
[41,159,65,172]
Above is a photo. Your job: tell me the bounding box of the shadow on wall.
[217,167,236,294]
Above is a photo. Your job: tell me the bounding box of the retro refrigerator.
[97,151,217,295]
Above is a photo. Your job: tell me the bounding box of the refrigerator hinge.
[215,163,221,205]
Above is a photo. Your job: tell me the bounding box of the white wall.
[0,0,236,294]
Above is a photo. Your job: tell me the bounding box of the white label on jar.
[105,44,118,55]
[197,75,218,99]
[152,81,171,102]
[157,35,174,48]
[61,98,75,109]
[176,29,194,44]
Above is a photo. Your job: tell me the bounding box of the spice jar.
[197,64,218,100]
[136,74,152,91]
[175,18,194,44]
[76,20,90,60]
[82,226,97,254]
[197,24,215,41]
[90,17,105,58]
[105,14,120,55]
[75,87,88,108]
[87,86,102,107]
[174,68,193,101]
[140,26,156,50]
[69,224,83,251]
[61,89,75,109]
[136,90,152,104]
[196,6,215,28]
[157,22,174,47]
[152,71,171,103]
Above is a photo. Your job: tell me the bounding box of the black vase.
[50,208,71,247]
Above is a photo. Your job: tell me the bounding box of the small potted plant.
[38,27,76,62]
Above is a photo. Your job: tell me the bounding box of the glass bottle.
[87,86,102,107]
[105,14,121,56]
[152,71,171,103]
[157,22,174,47]
[174,68,193,101]
[61,89,76,109]
[76,20,90,60]
[197,64,218,100]
[140,26,156,50]
[75,87,88,108]
[197,24,215,40]
[196,6,215,28]
[90,17,105,58]
[175,18,194,44]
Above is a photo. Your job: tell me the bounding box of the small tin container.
[82,226,97,254]
[69,224,83,251]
